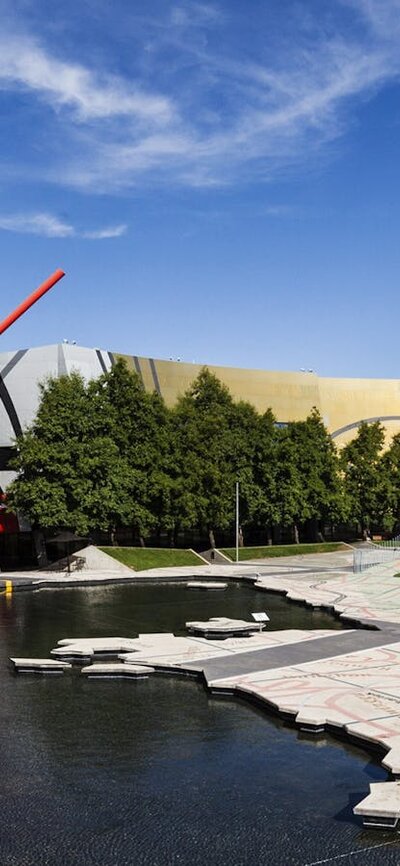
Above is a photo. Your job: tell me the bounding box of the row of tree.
[5,360,400,545]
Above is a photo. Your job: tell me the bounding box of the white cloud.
[170,2,223,27]
[0,213,74,237]
[83,224,127,239]
[0,2,399,190]
[0,212,127,239]
[0,36,173,122]
[342,0,400,37]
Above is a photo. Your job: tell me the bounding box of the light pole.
[235,481,239,563]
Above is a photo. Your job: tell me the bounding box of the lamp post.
[235,481,239,563]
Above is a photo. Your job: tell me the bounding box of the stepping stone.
[186,581,228,590]
[81,662,154,679]
[51,636,139,661]
[10,657,71,674]
[354,781,400,828]
[186,616,265,639]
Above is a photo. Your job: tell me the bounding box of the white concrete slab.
[10,657,71,673]
[186,581,228,590]
[186,616,265,638]
[81,663,154,678]
[354,781,400,824]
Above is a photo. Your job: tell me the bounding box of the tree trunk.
[139,535,146,548]
[173,523,180,548]
[32,528,48,568]
[293,523,300,544]
[208,528,216,549]
[109,526,117,547]
[266,525,272,546]
[238,525,244,547]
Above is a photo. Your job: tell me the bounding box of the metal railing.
[353,544,400,573]
[375,535,400,549]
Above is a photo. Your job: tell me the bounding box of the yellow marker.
[5,580,12,594]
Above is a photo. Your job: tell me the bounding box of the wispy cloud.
[0,212,127,239]
[0,1,399,190]
[0,36,173,122]
[0,213,74,237]
[82,224,127,239]
[342,0,400,37]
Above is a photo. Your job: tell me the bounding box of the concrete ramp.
[70,545,134,574]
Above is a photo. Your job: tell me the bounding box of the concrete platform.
[10,657,72,674]
[186,581,228,590]
[81,662,154,679]
[186,616,265,639]
[354,781,400,827]
[51,636,139,660]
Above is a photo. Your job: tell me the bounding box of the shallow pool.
[0,582,398,866]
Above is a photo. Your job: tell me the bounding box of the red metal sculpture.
[0,268,65,336]
[0,268,66,540]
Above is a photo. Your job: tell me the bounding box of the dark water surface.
[0,582,398,866]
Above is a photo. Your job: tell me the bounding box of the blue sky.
[0,0,400,378]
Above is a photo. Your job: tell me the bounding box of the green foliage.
[7,372,134,535]
[90,359,173,536]
[341,421,392,531]
[8,362,400,545]
[278,408,347,528]
[171,369,259,543]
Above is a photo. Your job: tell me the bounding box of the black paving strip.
[186,628,400,681]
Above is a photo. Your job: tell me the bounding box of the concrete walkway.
[186,625,400,680]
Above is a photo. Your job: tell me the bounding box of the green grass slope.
[221,542,348,561]
[99,547,204,571]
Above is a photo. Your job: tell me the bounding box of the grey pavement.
[186,626,400,682]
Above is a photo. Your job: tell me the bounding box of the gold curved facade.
[118,354,400,447]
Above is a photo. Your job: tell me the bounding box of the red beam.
[0,269,65,336]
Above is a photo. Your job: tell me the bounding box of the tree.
[7,372,135,541]
[10,361,386,552]
[253,409,281,543]
[172,368,257,547]
[275,409,345,542]
[378,434,400,534]
[341,421,391,533]
[91,359,173,543]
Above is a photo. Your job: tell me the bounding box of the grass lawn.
[221,542,348,561]
[99,547,204,571]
